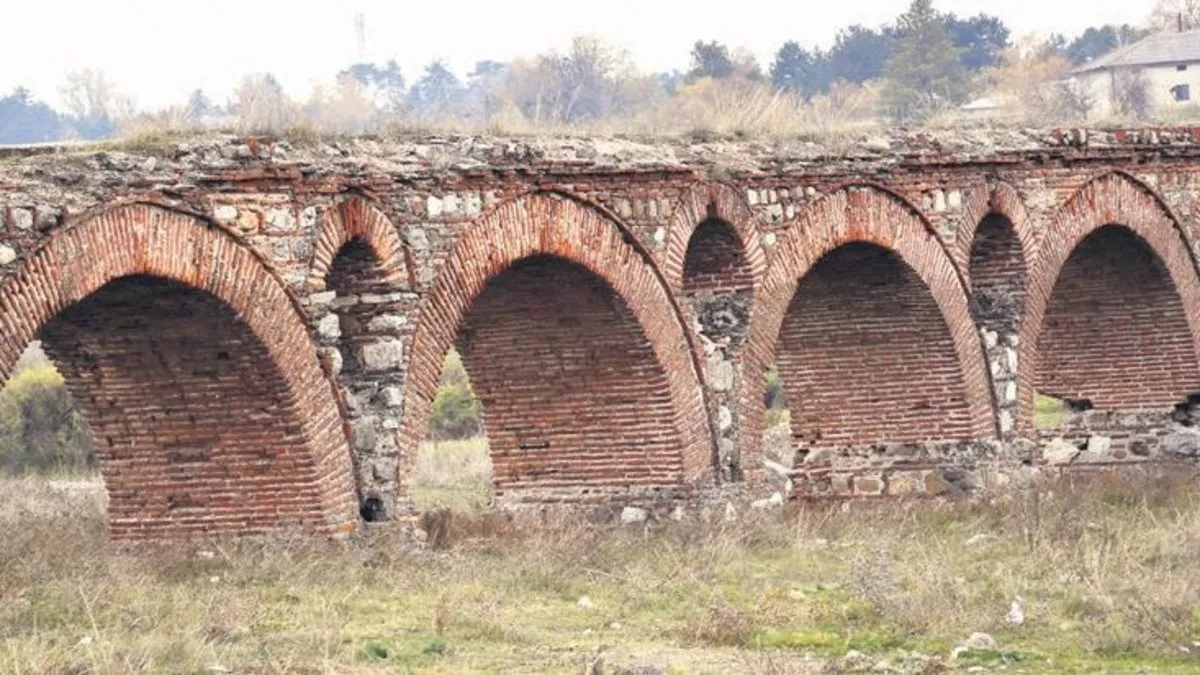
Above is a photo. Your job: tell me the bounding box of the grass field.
[3,466,1200,673]
[410,438,493,514]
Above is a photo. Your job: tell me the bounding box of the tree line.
[0,0,1193,144]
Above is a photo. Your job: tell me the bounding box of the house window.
[1178,64,1189,71]
[1173,84,1192,102]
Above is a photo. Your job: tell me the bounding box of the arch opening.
[775,243,977,456]
[680,216,754,480]
[0,342,93,477]
[1034,225,1200,428]
[415,254,686,502]
[682,218,755,296]
[322,238,411,521]
[968,212,1027,435]
[410,348,491,513]
[969,213,1026,334]
[22,275,335,537]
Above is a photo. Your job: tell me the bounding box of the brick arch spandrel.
[307,196,412,291]
[398,192,713,490]
[1016,172,1200,433]
[955,182,1037,287]
[738,186,997,463]
[663,182,767,295]
[0,204,358,537]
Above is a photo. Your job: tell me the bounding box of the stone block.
[213,205,238,222]
[717,405,732,431]
[382,387,404,408]
[361,339,405,372]
[265,208,296,233]
[351,418,378,452]
[998,410,1014,434]
[11,208,33,230]
[924,471,950,495]
[706,353,734,392]
[316,314,341,340]
[0,244,15,265]
[368,314,409,333]
[888,472,921,495]
[853,475,883,495]
[830,474,852,495]
[620,506,648,524]
[1043,438,1079,465]
[1086,435,1112,456]
[308,291,337,307]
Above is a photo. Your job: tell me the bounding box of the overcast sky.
[1,0,1155,110]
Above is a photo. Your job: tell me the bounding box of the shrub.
[0,363,93,475]
[428,349,483,441]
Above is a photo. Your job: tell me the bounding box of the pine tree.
[770,41,822,98]
[882,0,968,122]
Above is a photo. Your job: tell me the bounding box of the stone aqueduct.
[2,129,1200,539]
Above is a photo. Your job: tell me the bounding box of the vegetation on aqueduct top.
[4,0,1200,146]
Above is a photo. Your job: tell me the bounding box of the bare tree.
[231,73,298,133]
[306,74,376,134]
[1149,0,1200,30]
[1112,68,1153,119]
[58,69,134,139]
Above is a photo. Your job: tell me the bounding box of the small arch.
[738,186,996,465]
[399,192,712,499]
[1018,173,1200,430]
[663,183,766,295]
[0,204,357,538]
[682,218,756,294]
[969,212,1028,331]
[307,197,411,291]
[955,182,1036,280]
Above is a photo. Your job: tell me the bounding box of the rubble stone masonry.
[4,127,1200,538]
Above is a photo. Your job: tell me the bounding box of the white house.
[1069,28,1200,117]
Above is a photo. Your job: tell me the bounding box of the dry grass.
[3,469,1200,673]
[410,438,492,513]
[1035,394,1069,430]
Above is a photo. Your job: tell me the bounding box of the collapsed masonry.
[1,126,1200,538]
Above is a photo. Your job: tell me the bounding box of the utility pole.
[354,12,366,63]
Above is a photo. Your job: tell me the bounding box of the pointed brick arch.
[307,196,411,290]
[0,204,357,538]
[398,192,713,495]
[955,181,1037,287]
[663,182,767,294]
[738,185,996,464]
[1017,172,1200,432]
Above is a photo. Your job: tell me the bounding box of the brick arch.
[663,182,767,294]
[955,181,1036,286]
[398,192,713,497]
[307,196,411,290]
[0,204,357,538]
[738,186,996,462]
[1017,172,1200,432]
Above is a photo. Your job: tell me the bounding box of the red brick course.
[739,186,997,468]
[664,183,767,295]
[397,191,712,501]
[3,133,1200,534]
[0,204,358,538]
[1018,173,1200,431]
[308,197,413,291]
[955,182,1037,285]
